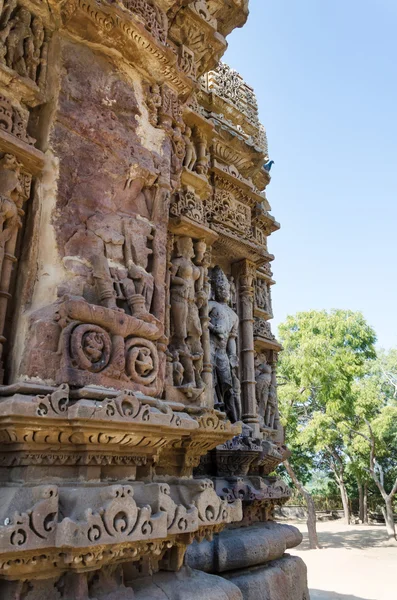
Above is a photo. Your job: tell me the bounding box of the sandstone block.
[186,522,303,573]
[223,555,309,600]
[132,567,243,600]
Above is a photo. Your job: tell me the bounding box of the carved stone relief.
[0,2,49,88]
[255,277,273,316]
[255,351,279,432]
[0,94,35,144]
[0,153,31,381]
[169,236,206,397]
[208,265,241,423]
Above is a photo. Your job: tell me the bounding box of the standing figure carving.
[183,126,197,171]
[255,353,272,429]
[6,7,31,77]
[209,266,241,423]
[265,365,278,429]
[170,236,203,389]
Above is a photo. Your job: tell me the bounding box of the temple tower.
[0,1,308,598]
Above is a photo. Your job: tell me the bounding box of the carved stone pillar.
[234,259,260,437]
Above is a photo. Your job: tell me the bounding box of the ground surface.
[290,520,397,600]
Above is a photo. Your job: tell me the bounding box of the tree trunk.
[357,479,364,523]
[339,479,350,524]
[381,496,396,542]
[284,459,321,549]
[363,483,368,524]
[333,470,350,524]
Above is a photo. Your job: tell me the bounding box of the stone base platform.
[223,555,309,600]
[184,522,309,600]
[132,567,243,600]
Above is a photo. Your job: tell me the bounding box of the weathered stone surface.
[132,567,243,600]
[223,555,310,600]
[186,522,303,573]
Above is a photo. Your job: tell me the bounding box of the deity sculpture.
[6,7,31,77]
[25,15,44,81]
[183,126,197,171]
[255,353,272,429]
[208,265,241,423]
[170,126,185,188]
[88,216,155,321]
[0,155,21,272]
[147,83,161,127]
[170,236,203,389]
[255,278,270,313]
[265,366,278,429]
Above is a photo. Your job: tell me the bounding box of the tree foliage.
[278,309,397,538]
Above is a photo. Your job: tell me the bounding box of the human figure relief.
[209,266,241,423]
[0,156,21,270]
[87,215,156,324]
[170,236,203,389]
[6,7,31,77]
[255,353,272,429]
[123,219,154,314]
[26,15,44,81]
[255,278,271,314]
[183,127,197,171]
[265,365,278,429]
[0,0,16,64]
[147,84,161,127]
[170,126,185,188]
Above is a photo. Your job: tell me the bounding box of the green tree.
[278,309,377,533]
[345,351,397,540]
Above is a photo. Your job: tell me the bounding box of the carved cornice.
[215,475,291,505]
[157,409,241,474]
[0,387,197,465]
[0,477,240,578]
[57,0,194,96]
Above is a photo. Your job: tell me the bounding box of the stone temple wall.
[0,1,308,598]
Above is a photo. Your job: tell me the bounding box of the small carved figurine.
[147,83,161,127]
[183,126,197,171]
[255,353,272,429]
[6,7,31,77]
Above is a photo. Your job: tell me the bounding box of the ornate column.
[234,258,260,437]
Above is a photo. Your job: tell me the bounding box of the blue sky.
[223,0,397,349]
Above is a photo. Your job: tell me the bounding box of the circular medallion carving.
[125,338,158,385]
[70,324,111,373]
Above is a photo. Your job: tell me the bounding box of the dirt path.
[289,520,397,600]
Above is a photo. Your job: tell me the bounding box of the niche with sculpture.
[208,265,241,424]
[254,350,280,434]
[167,235,209,403]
